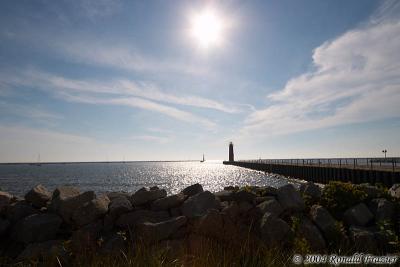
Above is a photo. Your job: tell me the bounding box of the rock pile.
[0,181,399,263]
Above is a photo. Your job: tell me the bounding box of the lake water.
[0,161,296,196]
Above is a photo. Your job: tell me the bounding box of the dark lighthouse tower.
[229,142,234,162]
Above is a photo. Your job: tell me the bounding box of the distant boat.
[200,154,205,163]
[35,154,41,166]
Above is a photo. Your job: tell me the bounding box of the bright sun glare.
[190,8,225,49]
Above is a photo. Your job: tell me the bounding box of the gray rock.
[214,189,256,203]
[0,191,12,212]
[6,201,38,223]
[233,189,256,203]
[349,226,377,253]
[106,192,131,201]
[50,187,96,223]
[255,196,275,205]
[25,185,51,208]
[214,190,235,202]
[0,218,10,236]
[109,196,133,218]
[151,193,187,211]
[310,205,337,236]
[276,184,305,212]
[300,182,322,199]
[222,202,240,220]
[12,214,62,244]
[195,209,238,242]
[17,240,66,261]
[259,212,292,246]
[137,216,187,242]
[257,198,283,216]
[181,191,221,218]
[71,220,103,252]
[116,209,170,228]
[343,203,373,226]
[298,218,326,250]
[388,184,400,198]
[72,195,110,226]
[130,187,167,206]
[181,183,203,197]
[368,198,395,222]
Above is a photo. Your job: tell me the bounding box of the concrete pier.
[223,160,400,187]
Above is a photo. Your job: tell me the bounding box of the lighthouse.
[229,142,234,162]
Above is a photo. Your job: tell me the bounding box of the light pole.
[382,149,387,159]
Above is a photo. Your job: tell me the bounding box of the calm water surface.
[0,161,297,196]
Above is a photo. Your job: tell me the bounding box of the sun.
[190,8,225,49]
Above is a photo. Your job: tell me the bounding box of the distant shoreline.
[0,160,202,165]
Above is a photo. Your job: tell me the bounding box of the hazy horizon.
[1,0,400,163]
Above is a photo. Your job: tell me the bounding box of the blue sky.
[0,0,399,162]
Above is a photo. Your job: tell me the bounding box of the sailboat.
[200,154,205,163]
[36,154,41,166]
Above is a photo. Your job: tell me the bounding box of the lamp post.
[382,149,387,159]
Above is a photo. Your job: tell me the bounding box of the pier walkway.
[223,157,400,187]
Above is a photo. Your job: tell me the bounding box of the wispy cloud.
[0,69,218,129]
[0,101,62,120]
[242,6,400,139]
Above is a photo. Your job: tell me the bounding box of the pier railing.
[236,157,400,172]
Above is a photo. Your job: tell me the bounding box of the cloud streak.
[0,69,218,129]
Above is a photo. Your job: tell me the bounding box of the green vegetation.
[320,181,367,218]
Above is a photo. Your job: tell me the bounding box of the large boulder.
[300,182,322,199]
[151,193,187,211]
[257,198,283,217]
[369,198,395,222]
[12,214,62,244]
[116,209,169,228]
[25,185,52,208]
[310,205,337,237]
[297,218,326,250]
[6,201,38,223]
[343,203,373,226]
[50,187,95,223]
[181,183,203,197]
[130,187,167,206]
[72,195,110,227]
[0,191,13,212]
[388,184,400,198]
[214,190,235,202]
[195,209,239,243]
[276,184,305,212]
[71,220,103,253]
[109,196,133,218]
[0,218,10,236]
[136,216,187,242]
[181,191,221,218]
[259,212,292,246]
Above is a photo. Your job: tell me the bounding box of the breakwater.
[224,159,400,187]
[1,181,400,265]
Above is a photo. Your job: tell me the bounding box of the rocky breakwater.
[1,181,400,264]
